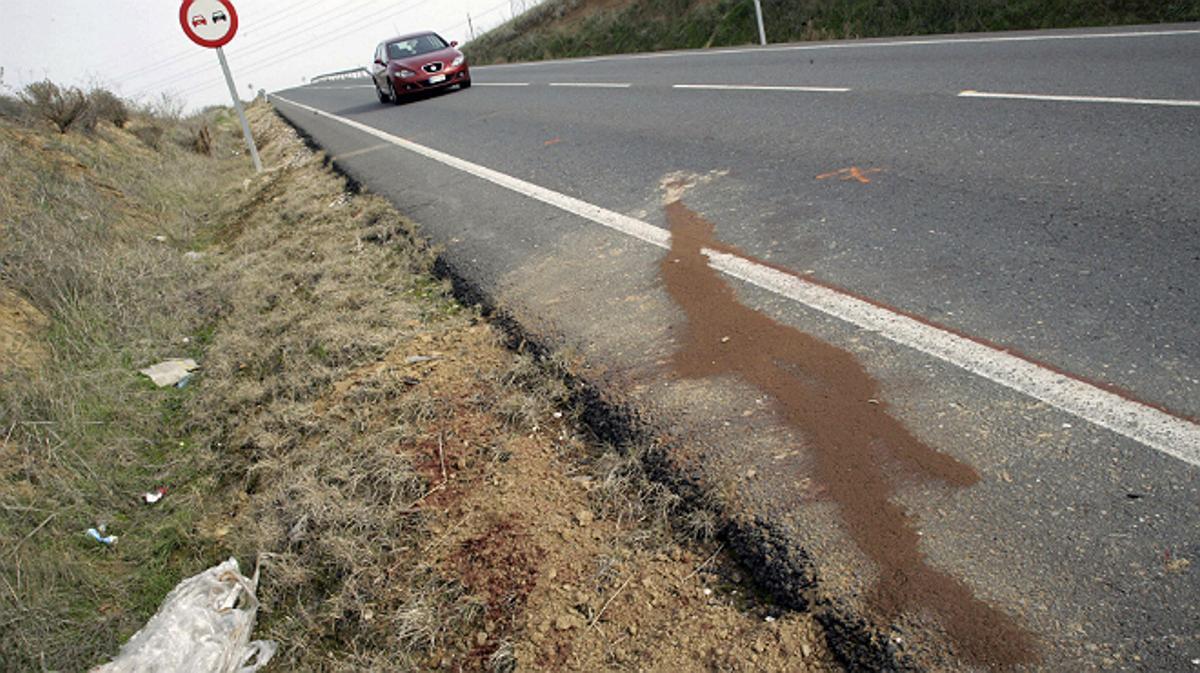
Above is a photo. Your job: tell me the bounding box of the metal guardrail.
[311,67,371,83]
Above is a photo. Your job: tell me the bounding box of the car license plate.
[429,74,447,84]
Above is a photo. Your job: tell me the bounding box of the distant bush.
[143,92,186,121]
[0,93,26,121]
[89,88,130,128]
[20,80,94,133]
[131,123,166,150]
[167,121,214,155]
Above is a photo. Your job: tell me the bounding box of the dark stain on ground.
[659,200,1038,668]
[455,516,542,666]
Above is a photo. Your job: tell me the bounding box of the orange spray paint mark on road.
[544,137,563,147]
[817,166,882,184]
[659,200,1038,668]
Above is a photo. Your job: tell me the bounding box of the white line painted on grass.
[548,82,632,88]
[271,94,1200,468]
[480,28,1200,69]
[959,90,1200,107]
[475,82,532,87]
[674,84,851,93]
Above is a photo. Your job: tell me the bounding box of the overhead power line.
[171,0,446,100]
[130,0,404,98]
[111,0,328,86]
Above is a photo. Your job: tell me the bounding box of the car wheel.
[389,80,403,105]
[376,82,389,104]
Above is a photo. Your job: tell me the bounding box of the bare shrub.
[130,123,165,150]
[191,123,213,155]
[20,80,94,133]
[145,91,185,121]
[89,88,130,128]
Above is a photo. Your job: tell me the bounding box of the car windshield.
[387,34,448,60]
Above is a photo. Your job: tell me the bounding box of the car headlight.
[451,56,464,67]
[397,69,416,78]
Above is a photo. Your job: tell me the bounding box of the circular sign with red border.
[180,0,239,49]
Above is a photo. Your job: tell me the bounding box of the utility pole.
[752,0,767,46]
[468,13,475,40]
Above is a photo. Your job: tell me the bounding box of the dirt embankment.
[1,99,835,670]
[465,0,1200,66]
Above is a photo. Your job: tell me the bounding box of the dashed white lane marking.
[548,82,632,88]
[478,28,1200,69]
[271,94,1200,468]
[959,89,1200,107]
[674,84,851,93]
[475,82,532,86]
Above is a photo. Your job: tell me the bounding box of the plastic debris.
[139,359,199,387]
[142,487,168,505]
[92,557,276,673]
[405,355,441,364]
[87,527,118,546]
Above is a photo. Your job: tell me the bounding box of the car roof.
[384,31,439,44]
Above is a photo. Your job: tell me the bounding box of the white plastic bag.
[93,557,276,673]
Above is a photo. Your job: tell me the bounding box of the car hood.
[390,47,463,70]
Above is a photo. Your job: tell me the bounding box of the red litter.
[142,487,168,504]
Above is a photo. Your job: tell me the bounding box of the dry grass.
[0,92,249,668]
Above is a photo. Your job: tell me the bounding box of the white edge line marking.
[271,93,1200,468]
[959,90,1200,107]
[474,82,532,86]
[674,84,851,93]
[548,82,632,88]
[478,28,1200,70]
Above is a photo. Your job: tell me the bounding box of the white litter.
[139,359,199,387]
[92,557,276,673]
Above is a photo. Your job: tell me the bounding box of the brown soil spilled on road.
[660,200,1038,668]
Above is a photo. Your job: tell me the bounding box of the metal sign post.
[179,0,262,173]
[216,47,262,173]
[752,0,767,46]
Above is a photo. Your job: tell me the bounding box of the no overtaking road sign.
[179,0,239,49]
[179,0,262,172]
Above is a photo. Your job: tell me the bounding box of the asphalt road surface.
[273,24,1200,671]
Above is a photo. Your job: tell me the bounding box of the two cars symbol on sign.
[179,0,238,49]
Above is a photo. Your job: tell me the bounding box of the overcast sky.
[0,0,536,111]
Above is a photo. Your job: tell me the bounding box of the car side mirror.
[451,41,459,47]
[374,59,386,67]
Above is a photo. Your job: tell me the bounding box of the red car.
[372,32,471,105]
[191,15,207,27]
